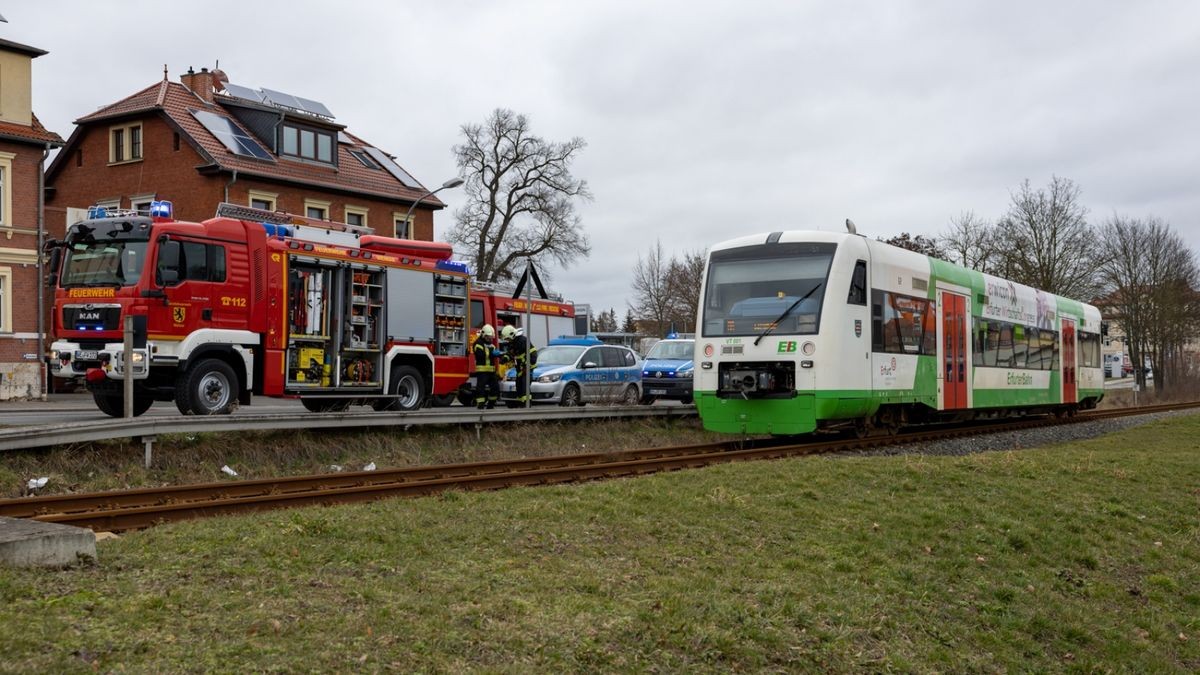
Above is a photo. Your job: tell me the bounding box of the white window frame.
[129,193,156,215]
[109,122,143,164]
[0,151,12,239]
[344,205,369,229]
[248,189,278,211]
[304,198,331,221]
[0,266,9,333]
[393,211,414,239]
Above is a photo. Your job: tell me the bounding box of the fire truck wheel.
[93,393,154,418]
[431,394,457,407]
[373,365,425,412]
[177,359,238,415]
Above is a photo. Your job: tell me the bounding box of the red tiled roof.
[0,113,64,145]
[69,80,442,207]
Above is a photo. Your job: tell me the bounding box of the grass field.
[1,414,1198,672]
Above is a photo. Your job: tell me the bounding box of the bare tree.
[995,177,1097,298]
[449,108,592,282]
[665,249,706,333]
[1096,215,1199,393]
[878,232,948,259]
[630,240,674,337]
[940,210,998,272]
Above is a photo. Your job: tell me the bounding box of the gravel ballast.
[835,410,1198,459]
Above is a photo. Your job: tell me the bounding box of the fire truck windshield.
[60,239,149,287]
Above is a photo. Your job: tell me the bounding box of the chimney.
[180,66,215,103]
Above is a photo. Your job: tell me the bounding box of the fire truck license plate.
[76,350,98,360]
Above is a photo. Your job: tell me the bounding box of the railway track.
[2,402,1196,532]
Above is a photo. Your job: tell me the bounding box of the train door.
[1062,319,1077,403]
[941,292,969,409]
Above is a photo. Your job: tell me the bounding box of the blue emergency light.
[87,206,108,219]
[436,260,471,274]
[150,200,173,218]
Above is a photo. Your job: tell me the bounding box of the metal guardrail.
[0,405,697,453]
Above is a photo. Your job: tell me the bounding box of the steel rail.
[0,405,696,452]
[4,402,1197,532]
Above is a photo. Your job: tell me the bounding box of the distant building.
[0,37,65,400]
[45,66,446,239]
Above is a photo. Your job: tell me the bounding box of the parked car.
[639,338,694,404]
[500,336,642,406]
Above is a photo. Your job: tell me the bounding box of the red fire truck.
[48,202,472,417]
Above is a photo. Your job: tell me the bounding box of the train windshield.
[701,242,835,337]
[60,239,149,288]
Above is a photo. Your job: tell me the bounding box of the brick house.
[0,37,65,400]
[45,66,447,241]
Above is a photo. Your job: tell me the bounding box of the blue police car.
[639,338,694,404]
[500,336,642,406]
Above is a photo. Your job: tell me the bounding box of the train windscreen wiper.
[753,282,822,346]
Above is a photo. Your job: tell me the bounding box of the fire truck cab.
[48,202,471,417]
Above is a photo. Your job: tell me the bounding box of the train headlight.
[802,341,816,356]
[703,344,714,357]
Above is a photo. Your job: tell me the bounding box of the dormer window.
[280,124,334,164]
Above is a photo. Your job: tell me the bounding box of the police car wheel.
[560,383,583,407]
[621,385,639,405]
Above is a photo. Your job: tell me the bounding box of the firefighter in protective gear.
[472,324,499,409]
[499,324,538,405]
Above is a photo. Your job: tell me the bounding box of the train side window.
[1012,324,1028,368]
[983,321,1001,367]
[871,291,884,351]
[847,260,867,305]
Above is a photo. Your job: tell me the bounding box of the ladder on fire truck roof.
[215,202,375,236]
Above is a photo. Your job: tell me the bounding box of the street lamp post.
[402,177,465,237]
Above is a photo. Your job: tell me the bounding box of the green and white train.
[693,229,1104,435]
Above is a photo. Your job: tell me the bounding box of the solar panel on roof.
[295,95,334,118]
[190,109,274,161]
[337,131,353,144]
[363,146,422,188]
[221,83,264,103]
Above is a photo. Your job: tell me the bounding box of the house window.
[344,206,368,229]
[0,152,12,236]
[130,194,156,215]
[349,148,381,169]
[304,199,331,221]
[248,190,277,211]
[109,123,143,163]
[0,267,9,332]
[393,212,413,238]
[280,124,335,164]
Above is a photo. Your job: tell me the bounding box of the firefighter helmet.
[500,324,517,341]
[480,324,495,338]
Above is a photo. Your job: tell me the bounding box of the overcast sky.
[7,1,1199,316]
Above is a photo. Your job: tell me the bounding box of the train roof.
[707,228,1101,329]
